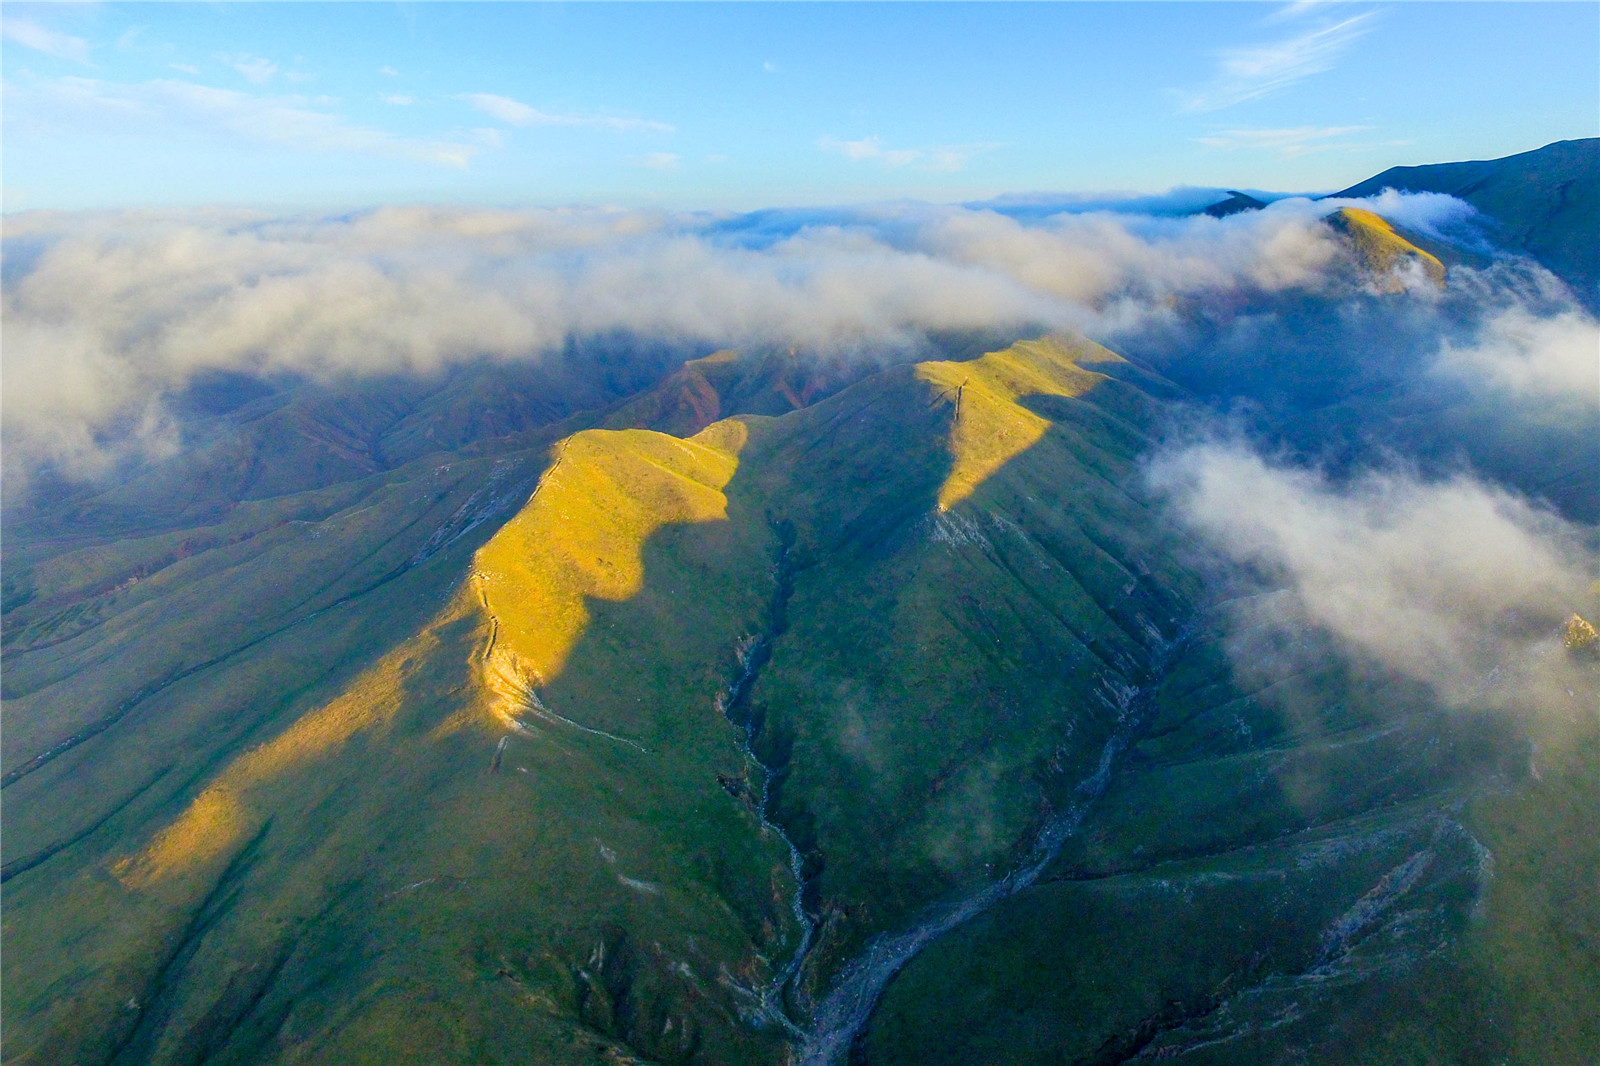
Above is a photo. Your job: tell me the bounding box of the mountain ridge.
[2,144,1596,1066]
[1331,137,1599,306]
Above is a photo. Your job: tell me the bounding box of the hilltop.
[2,145,1596,1066]
[1332,138,1600,307]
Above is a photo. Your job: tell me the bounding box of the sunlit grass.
[472,422,748,699]
[1328,206,1447,290]
[114,596,467,887]
[916,334,1121,510]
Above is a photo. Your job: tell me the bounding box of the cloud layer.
[0,191,1582,482]
[1151,443,1595,713]
[1434,308,1600,400]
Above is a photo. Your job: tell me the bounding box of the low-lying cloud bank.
[1151,442,1596,717]
[0,191,1587,481]
[1434,307,1600,400]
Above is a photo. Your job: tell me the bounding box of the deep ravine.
[715,521,816,1037]
[795,635,1184,1066]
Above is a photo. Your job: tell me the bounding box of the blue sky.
[3,2,1596,212]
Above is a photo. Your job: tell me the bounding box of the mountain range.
[3,140,1596,1066]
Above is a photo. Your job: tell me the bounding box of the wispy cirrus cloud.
[1195,125,1389,158]
[219,53,278,86]
[461,92,674,133]
[1181,12,1375,113]
[820,135,922,168]
[1264,1,1335,25]
[633,152,681,171]
[2,16,91,65]
[819,136,1000,172]
[30,76,479,168]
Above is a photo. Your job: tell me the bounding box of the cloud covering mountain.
[1151,443,1596,718]
[4,189,1578,483]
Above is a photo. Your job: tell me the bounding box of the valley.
[3,142,1597,1066]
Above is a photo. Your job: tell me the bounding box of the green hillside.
[1325,206,1447,291]
[6,325,1593,1065]
[4,142,1597,1064]
[1332,138,1599,307]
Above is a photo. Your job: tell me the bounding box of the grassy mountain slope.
[862,595,1599,1064]
[1326,206,1447,291]
[1332,138,1599,306]
[4,312,1593,1066]
[1,334,1201,1065]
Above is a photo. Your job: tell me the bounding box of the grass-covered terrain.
[1333,137,1599,309]
[863,593,1599,1064]
[1325,206,1447,291]
[2,188,1595,1066]
[1,330,1202,1064]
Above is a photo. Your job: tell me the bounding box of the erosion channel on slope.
[715,519,817,1036]
[797,634,1185,1066]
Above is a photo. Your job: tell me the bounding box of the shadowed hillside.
[3,142,1596,1066]
[1332,138,1600,308]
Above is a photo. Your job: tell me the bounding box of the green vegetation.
[3,169,1595,1063]
[1332,137,1599,308]
[863,589,1600,1064]
[1326,206,1448,290]
[1,332,1204,1064]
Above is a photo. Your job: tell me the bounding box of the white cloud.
[31,76,477,168]
[2,17,91,65]
[381,93,415,106]
[1195,125,1375,158]
[1329,187,1482,241]
[1,193,1554,480]
[925,142,1002,173]
[819,136,922,168]
[379,65,399,77]
[1150,443,1594,710]
[763,60,781,74]
[634,152,681,171]
[819,136,1000,173]
[169,62,200,75]
[1181,13,1374,113]
[220,53,278,86]
[1435,308,1600,401]
[1264,1,1333,24]
[461,92,674,133]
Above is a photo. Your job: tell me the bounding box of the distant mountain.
[1200,190,1268,218]
[1325,206,1447,291]
[1332,138,1599,307]
[3,154,1596,1066]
